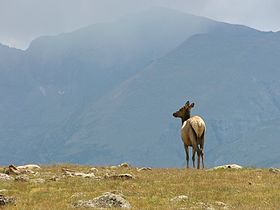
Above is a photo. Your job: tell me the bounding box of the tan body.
[181,115,206,169]
[173,101,206,169]
[181,116,205,147]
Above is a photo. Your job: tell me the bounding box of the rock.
[62,168,99,178]
[117,174,134,179]
[73,172,96,178]
[50,176,60,181]
[89,167,98,173]
[7,165,21,175]
[17,164,41,170]
[206,207,216,210]
[109,166,118,170]
[118,163,130,168]
[4,165,37,175]
[269,168,280,173]
[137,167,152,171]
[62,168,75,176]
[73,192,131,209]
[0,173,14,181]
[15,174,29,182]
[0,195,16,206]
[22,169,36,174]
[209,164,243,170]
[195,202,214,210]
[214,201,229,209]
[170,195,189,202]
[105,173,135,180]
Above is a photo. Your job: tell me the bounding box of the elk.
[173,101,206,169]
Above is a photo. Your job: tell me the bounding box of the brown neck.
[181,110,191,125]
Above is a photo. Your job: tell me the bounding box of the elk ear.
[185,101,190,106]
[190,103,195,108]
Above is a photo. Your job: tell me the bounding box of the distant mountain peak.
[0,43,23,52]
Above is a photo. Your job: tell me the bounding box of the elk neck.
[181,110,191,125]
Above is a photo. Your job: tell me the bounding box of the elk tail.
[190,124,201,154]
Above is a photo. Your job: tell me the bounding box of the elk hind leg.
[192,146,196,168]
[184,144,189,168]
[197,147,201,169]
[200,132,205,169]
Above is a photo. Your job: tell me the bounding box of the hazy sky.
[1,0,280,49]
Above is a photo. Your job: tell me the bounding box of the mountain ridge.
[0,8,280,167]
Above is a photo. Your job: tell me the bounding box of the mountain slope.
[0,8,219,164]
[63,24,280,167]
[1,8,280,167]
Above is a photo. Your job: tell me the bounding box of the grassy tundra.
[0,164,280,209]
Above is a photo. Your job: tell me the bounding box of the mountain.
[1,8,280,167]
[0,8,218,164]
[60,24,280,167]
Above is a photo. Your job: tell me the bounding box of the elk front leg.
[184,144,189,168]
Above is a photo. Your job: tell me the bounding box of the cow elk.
[173,101,206,169]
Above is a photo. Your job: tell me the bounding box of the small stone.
[89,167,98,173]
[50,176,60,181]
[117,174,134,179]
[214,201,229,209]
[105,173,135,180]
[209,164,243,170]
[206,207,216,210]
[17,164,41,170]
[137,167,152,171]
[74,172,96,178]
[15,174,29,182]
[22,169,35,174]
[0,173,14,181]
[118,163,130,168]
[7,165,21,175]
[170,195,189,202]
[72,192,131,209]
[62,168,99,179]
[269,168,280,173]
[62,169,74,177]
[196,202,215,209]
[0,195,16,206]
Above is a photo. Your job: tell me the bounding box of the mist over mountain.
[0,8,279,167]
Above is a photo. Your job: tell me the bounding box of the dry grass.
[1,164,280,209]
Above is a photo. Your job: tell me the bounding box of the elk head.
[173,101,195,123]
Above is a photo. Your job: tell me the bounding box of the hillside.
[0,164,280,209]
[0,8,280,167]
[0,8,218,165]
[63,24,280,167]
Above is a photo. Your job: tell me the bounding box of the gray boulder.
[73,192,131,209]
[0,173,14,181]
[137,167,152,171]
[170,195,189,203]
[209,164,243,170]
[0,195,16,206]
[15,174,29,182]
[269,168,280,173]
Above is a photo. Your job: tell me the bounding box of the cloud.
[0,0,280,49]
